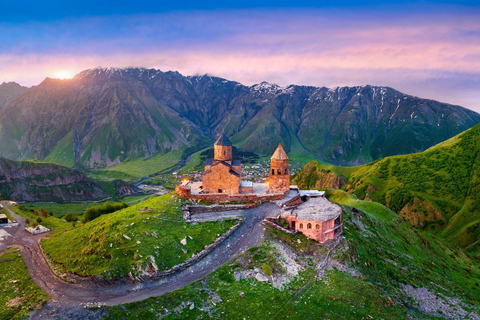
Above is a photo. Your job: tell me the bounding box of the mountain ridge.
[0,67,478,171]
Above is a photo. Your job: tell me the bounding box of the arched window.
[307,223,312,229]
[299,223,303,229]
[224,150,226,155]
[278,169,281,175]
[272,169,275,175]
[315,224,320,230]
[284,168,288,174]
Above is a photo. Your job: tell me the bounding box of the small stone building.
[0,213,8,224]
[282,197,342,243]
[202,133,242,194]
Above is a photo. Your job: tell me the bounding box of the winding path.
[0,201,281,310]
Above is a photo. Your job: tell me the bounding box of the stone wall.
[182,203,261,221]
[137,218,244,281]
[40,218,245,284]
[186,192,285,204]
[262,218,297,235]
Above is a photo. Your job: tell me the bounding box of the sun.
[53,70,74,80]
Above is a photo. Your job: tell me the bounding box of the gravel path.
[0,201,281,316]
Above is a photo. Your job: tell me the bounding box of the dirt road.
[0,201,280,314]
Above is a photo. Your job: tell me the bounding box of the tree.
[65,213,73,222]
[33,210,38,216]
[40,208,48,218]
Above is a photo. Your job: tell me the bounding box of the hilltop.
[0,68,478,174]
[294,122,480,258]
[0,156,135,201]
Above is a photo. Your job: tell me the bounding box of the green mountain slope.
[102,191,480,319]
[294,123,480,257]
[0,68,478,172]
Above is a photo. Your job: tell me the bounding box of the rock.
[136,241,141,244]
[239,291,245,297]
[189,303,194,310]
[122,235,131,241]
[180,238,187,246]
[255,273,269,282]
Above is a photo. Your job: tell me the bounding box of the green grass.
[19,195,148,219]
[95,151,184,181]
[294,123,480,257]
[12,205,75,235]
[41,194,237,279]
[0,248,48,319]
[102,191,480,319]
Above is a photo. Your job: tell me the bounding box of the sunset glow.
[52,71,74,80]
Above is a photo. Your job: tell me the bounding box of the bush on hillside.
[83,201,128,222]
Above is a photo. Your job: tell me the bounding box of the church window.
[272,169,275,175]
[224,150,226,155]
[278,169,281,175]
[315,224,320,229]
[307,223,312,229]
[284,168,288,174]
[299,223,303,229]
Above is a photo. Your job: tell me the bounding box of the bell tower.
[268,143,290,194]
[214,132,233,163]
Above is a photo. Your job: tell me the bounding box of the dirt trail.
[0,201,280,313]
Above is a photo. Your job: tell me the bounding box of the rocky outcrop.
[399,197,446,228]
[0,157,108,201]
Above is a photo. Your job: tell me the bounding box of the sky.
[1,1,480,112]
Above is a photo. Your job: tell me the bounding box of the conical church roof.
[271,143,288,160]
[214,132,232,146]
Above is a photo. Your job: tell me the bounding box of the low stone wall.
[262,218,297,235]
[182,203,261,221]
[38,240,93,284]
[186,192,285,203]
[40,218,245,284]
[137,218,244,281]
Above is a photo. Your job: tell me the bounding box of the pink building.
[282,197,342,243]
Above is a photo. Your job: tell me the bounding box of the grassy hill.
[0,248,49,319]
[40,194,237,280]
[102,191,480,319]
[294,123,480,259]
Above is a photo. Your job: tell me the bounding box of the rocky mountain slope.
[294,122,480,258]
[0,68,478,169]
[0,157,123,201]
[0,82,28,109]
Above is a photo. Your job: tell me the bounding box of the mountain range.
[294,122,480,259]
[0,68,478,172]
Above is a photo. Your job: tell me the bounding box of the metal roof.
[294,197,342,222]
[214,133,232,146]
[299,190,325,197]
[240,181,253,187]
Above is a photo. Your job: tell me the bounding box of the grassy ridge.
[41,194,237,279]
[294,123,480,258]
[103,191,480,319]
[0,248,48,319]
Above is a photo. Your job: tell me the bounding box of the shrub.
[25,218,30,225]
[65,212,73,222]
[36,217,42,223]
[83,201,128,222]
[261,263,273,276]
